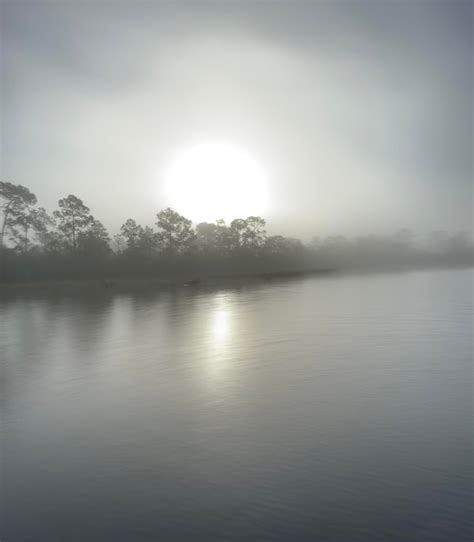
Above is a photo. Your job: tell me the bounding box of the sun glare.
[164,143,268,223]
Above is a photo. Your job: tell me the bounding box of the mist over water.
[2,269,472,541]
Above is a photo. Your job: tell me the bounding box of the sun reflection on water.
[211,308,230,343]
[204,293,236,382]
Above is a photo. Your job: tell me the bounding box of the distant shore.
[1,264,472,297]
[0,268,336,295]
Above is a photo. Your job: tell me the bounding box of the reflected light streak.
[204,294,236,383]
[211,309,230,343]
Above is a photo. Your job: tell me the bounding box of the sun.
[163,143,268,223]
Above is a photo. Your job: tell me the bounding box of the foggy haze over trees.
[0,181,472,283]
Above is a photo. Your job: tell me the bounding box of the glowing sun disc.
[164,143,268,223]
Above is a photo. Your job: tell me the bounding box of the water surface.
[2,269,472,541]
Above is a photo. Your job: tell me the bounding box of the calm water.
[1,269,472,541]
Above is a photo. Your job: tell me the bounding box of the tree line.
[0,181,306,281]
[1,181,472,282]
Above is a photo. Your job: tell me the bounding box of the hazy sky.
[1,0,472,238]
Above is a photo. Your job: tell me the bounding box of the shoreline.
[0,269,336,295]
[0,264,472,296]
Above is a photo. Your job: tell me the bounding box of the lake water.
[1,269,472,541]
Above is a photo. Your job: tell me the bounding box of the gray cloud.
[1,0,472,238]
